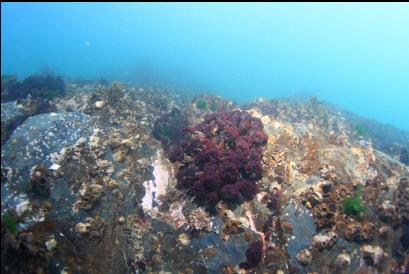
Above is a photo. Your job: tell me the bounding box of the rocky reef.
[1,78,409,274]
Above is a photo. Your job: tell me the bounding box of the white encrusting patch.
[141,150,170,213]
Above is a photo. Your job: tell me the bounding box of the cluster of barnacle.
[312,202,337,228]
[169,110,268,208]
[341,221,376,242]
[301,179,347,228]
[75,215,107,241]
[73,183,104,211]
[302,183,340,228]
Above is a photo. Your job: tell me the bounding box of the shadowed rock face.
[1,101,27,144]
[401,224,409,251]
[396,175,409,223]
[400,148,409,165]
[152,107,189,158]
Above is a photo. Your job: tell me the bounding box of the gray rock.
[146,218,249,274]
[1,112,94,194]
[283,201,316,271]
[191,231,248,273]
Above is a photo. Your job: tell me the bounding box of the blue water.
[2,3,408,130]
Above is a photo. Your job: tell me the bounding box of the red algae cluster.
[169,110,268,208]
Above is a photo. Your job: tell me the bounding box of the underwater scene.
[1,3,409,274]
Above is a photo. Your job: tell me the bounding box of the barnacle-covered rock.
[74,183,104,211]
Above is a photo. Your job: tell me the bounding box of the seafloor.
[1,78,408,274]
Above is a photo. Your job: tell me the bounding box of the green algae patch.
[342,185,366,216]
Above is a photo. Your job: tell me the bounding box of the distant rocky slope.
[1,79,408,274]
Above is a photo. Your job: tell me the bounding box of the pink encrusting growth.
[244,201,267,268]
[169,110,268,208]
